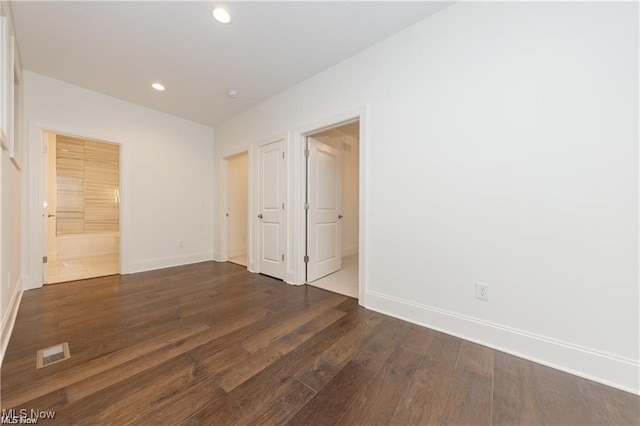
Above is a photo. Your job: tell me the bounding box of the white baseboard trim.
[126,252,213,274]
[342,246,359,257]
[1,279,23,367]
[365,290,639,395]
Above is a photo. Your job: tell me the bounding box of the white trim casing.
[289,107,368,304]
[247,142,258,273]
[0,14,8,151]
[285,129,301,285]
[9,34,22,170]
[366,290,640,395]
[26,121,129,289]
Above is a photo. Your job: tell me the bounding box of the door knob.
[338,214,343,219]
[258,214,263,219]
[48,214,55,218]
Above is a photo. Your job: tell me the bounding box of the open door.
[258,140,286,280]
[306,137,343,282]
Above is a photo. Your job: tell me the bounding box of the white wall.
[227,153,248,258]
[23,71,215,288]
[213,2,639,393]
[0,1,24,365]
[0,141,22,364]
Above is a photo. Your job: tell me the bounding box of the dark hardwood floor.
[1,261,638,425]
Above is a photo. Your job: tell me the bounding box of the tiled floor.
[308,254,358,298]
[48,253,119,284]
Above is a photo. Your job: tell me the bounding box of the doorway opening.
[305,120,359,298]
[226,152,249,267]
[43,132,121,284]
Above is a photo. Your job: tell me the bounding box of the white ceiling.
[11,1,451,127]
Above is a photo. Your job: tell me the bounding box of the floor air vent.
[36,342,70,369]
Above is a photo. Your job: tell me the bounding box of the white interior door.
[258,140,286,280]
[307,137,342,282]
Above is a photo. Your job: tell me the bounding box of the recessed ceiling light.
[152,83,165,91]
[212,7,231,24]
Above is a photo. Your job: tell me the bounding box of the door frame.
[27,122,128,289]
[220,150,249,268]
[217,135,285,274]
[289,107,367,305]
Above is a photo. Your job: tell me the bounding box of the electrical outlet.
[476,282,489,301]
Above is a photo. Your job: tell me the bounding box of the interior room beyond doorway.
[44,132,121,284]
[227,152,249,267]
[306,121,359,298]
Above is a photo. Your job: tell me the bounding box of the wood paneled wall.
[56,135,120,235]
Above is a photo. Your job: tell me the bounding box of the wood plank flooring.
[1,261,638,425]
